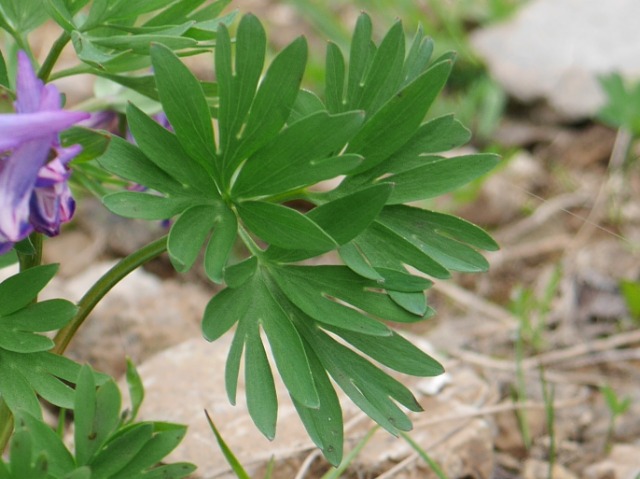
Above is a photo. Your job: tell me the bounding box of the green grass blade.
[204,410,251,479]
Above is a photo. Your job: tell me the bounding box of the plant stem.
[17,232,43,271]
[37,31,71,82]
[52,235,168,355]
[514,326,532,450]
[238,226,264,258]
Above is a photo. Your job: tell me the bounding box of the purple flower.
[0,52,89,253]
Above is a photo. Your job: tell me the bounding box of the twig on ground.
[294,450,322,479]
[487,234,572,269]
[412,395,586,430]
[452,328,640,375]
[432,280,518,327]
[496,190,592,244]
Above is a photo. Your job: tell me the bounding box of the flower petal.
[0,138,50,241]
[15,51,43,114]
[0,111,90,151]
[0,240,14,255]
[30,180,76,236]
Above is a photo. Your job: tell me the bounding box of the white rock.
[471,0,640,119]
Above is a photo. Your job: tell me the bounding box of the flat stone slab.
[471,0,640,119]
[123,334,496,478]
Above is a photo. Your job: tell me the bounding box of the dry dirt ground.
[27,3,640,478]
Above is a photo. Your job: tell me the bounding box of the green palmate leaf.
[45,0,76,31]
[345,13,374,109]
[0,264,58,316]
[0,0,49,31]
[393,114,471,158]
[107,0,181,21]
[237,201,336,251]
[186,11,239,41]
[7,431,43,479]
[389,291,430,316]
[92,34,199,55]
[143,0,211,26]
[292,344,343,466]
[65,0,91,15]
[125,358,145,423]
[0,300,77,353]
[74,366,120,465]
[167,202,235,274]
[265,184,392,263]
[274,269,391,336]
[98,12,500,466]
[90,424,155,478]
[109,424,192,479]
[325,328,443,377]
[402,25,434,86]
[232,111,364,198]
[0,350,90,418]
[0,355,41,418]
[151,44,218,178]
[202,263,433,462]
[139,464,197,479]
[223,256,257,288]
[205,272,318,410]
[63,127,111,164]
[295,320,420,436]
[307,184,392,244]
[188,0,232,22]
[358,20,405,116]
[224,320,245,405]
[202,287,250,341]
[347,222,451,280]
[216,14,266,169]
[256,275,319,408]
[378,206,499,269]
[66,467,92,479]
[93,72,159,101]
[80,0,110,30]
[127,103,215,195]
[289,89,326,123]
[71,31,126,68]
[103,193,196,221]
[225,35,308,178]
[91,53,151,74]
[325,41,346,113]
[345,59,454,174]
[70,365,193,478]
[274,266,428,325]
[98,22,197,37]
[244,322,277,439]
[203,205,238,283]
[384,153,500,204]
[14,411,76,477]
[98,136,185,195]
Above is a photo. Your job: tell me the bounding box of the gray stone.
[471,0,640,119]
[43,261,210,377]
